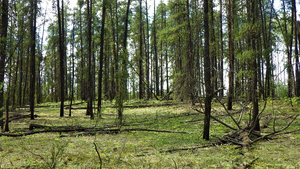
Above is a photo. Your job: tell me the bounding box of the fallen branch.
[60,128,189,137]
[67,103,177,110]
[123,128,188,134]
[160,143,217,153]
[93,143,103,169]
[251,115,299,144]
[215,97,240,129]
[192,108,237,131]
[29,124,85,131]
[9,114,39,122]
[1,126,188,137]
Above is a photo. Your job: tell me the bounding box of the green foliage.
[47,141,69,169]
[284,96,300,106]
[275,81,289,98]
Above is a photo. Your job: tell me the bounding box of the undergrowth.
[0,99,299,168]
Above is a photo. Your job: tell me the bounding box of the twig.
[172,158,178,169]
[215,97,241,129]
[192,108,237,131]
[211,135,243,146]
[160,144,216,153]
[246,158,259,168]
[251,115,299,143]
[93,142,102,169]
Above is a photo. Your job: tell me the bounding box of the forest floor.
[0,98,300,168]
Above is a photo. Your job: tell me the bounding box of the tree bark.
[30,0,37,120]
[219,0,224,97]
[292,0,300,96]
[87,0,94,119]
[154,0,159,96]
[227,0,234,110]
[139,0,143,100]
[203,0,212,140]
[98,0,106,117]
[186,0,194,103]
[250,0,260,131]
[146,0,150,99]
[57,0,64,117]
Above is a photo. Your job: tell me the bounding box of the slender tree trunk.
[12,50,19,108]
[18,17,24,106]
[30,0,37,120]
[227,0,234,110]
[87,0,94,119]
[293,0,300,96]
[139,0,143,100]
[209,0,217,95]
[219,0,224,97]
[187,0,194,103]
[110,4,116,101]
[154,0,159,96]
[79,3,84,100]
[98,0,106,117]
[146,0,150,99]
[69,12,76,117]
[203,0,212,140]
[37,8,47,104]
[0,0,8,128]
[282,0,294,97]
[62,0,67,99]
[250,0,260,131]
[57,0,65,117]
[24,50,30,105]
[117,0,131,123]
[5,57,12,131]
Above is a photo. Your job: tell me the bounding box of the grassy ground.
[0,98,300,168]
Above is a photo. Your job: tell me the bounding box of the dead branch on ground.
[192,108,237,131]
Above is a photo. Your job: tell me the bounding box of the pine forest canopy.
[0,0,299,136]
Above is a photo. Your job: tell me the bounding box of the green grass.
[1,99,300,168]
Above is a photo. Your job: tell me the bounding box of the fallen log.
[9,114,39,122]
[68,103,177,110]
[1,125,188,137]
[29,123,100,131]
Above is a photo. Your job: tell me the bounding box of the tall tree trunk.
[293,0,300,96]
[146,0,150,99]
[57,0,64,117]
[37,8,47,104]
[79,3,84,101]
[62,0,67,99]
[98,0,106,117]
[5,56,12,131]
[117,0,131,123]
[160,5,164,97]
[250,0,260,131]
[0,0,8,128]
[227,0,234,110]
[219,0,224,97]
[69,12,76,117]
[18,17,24,106]
[282,0,294,97]
[154,0,159,96]
[187,0,194,103]
[24,50,30,104]
[87,0,94,119]
[209,0,217,95]
[30,0,37,120]
[139,0,143,100]
[203,0,212,140]
[110,4,116,101]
